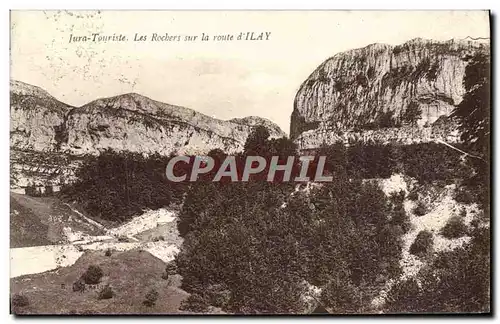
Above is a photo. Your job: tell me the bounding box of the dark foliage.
[441,216,468,239]
[413,200,428,217]
[450,52,490,209]
[143,288,159,307]
[97,284,114,300]
[72,278,86,292]
[11,294,30,307]
[454,186,475,205]
[81,265,104,285]
[180,293,210,313]
[60,150,189,222]
[165,262,178,275]
[385,226,490,313]
[175,130,404,313]
[401,101,422,126]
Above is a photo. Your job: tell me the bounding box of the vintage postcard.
[9,10,490,315]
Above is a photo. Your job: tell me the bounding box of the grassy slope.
[10,196,51,248]
[10,193,105,248]
[11,250,190,314]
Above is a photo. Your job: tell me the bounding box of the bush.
[441,216,468,239]
[407,190,419,201]
[455,187,475,205]
[161,272,170,281]
[143,288,159,307]
[105,249,112,257]
[391,197,412,234]
[72,278,86,292]
[384,278,422,312]
[321,277,363,313]
[409,230,434,257]
[206,284,231,308]
[180,293,209,313]
[97,284,114,300]
[11,294,29,307]
[81,265,104,285]
[385,226,490,313]
[413,200,428,216]
[165,262,178,275]
[59,150,186,223]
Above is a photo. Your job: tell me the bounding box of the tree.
[11,294,29,307]
[81,265,104,284]
[385,226,490,313]
[143,288,159,307]
[441,216,468,239]
[97,284,114,300]
[409,230,433,258]
[243,125,270,155]
[450,51,490,208]
[451,52,490,160]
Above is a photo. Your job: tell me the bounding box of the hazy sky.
[10,11,489,133]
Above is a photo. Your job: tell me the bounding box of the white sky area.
[10,10,489,134]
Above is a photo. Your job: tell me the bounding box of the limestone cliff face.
[10,83,285,156]
[61,93,285,156]
[10,80,71,151]
[10,82,285,189]
[291,38,489,148]
[228,116,286,138]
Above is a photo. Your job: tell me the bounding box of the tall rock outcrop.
[10,80,72,151]
[10,82,285,156]
[291,38,489,149]
[60,93,284,156]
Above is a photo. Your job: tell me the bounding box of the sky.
[10,10,490,134]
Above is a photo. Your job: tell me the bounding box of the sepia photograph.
[9,10,491,315]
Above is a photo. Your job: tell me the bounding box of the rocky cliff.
[11,81,285,155]
[60,93,284,156]
[291,38,489,149]
[10,81,285,189]
[11,80,72,152]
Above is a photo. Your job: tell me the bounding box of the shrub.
[413,200,428,216]
[105,249,112,257]
[161,272,170,281]
[72,278,86,292]
[206,284,231,308]
[321,277,363,313]
[441,216,468,239]
[97,284,114,300]
[165,262,178,276]
[59,150,185,223]
[409,230,434,257]
[407,190,419,201]
[11,294,29,307]
[143,288,159,307]
[455,187,475,205]
[81,265,104,285]
[179,293,209,313]
[384,278,422,312]
[390,193,412,234]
